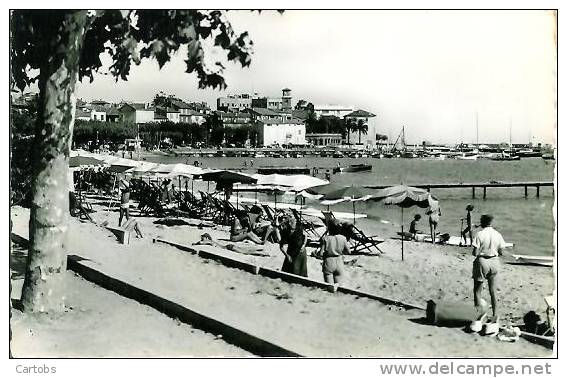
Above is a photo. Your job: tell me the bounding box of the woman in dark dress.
[279,216,308,277]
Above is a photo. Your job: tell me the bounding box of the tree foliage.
[11,10,254,92]
[10,9,259,313]
[306,115,345,136]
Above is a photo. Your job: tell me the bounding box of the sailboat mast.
[509,117,512,152]
[475,111,479,147]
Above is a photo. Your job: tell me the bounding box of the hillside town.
[11,88,553,160]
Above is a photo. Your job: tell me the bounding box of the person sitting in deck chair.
[230,210,265,244]
[248,205,280,243]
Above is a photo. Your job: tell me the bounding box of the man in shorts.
[471,214,507,322]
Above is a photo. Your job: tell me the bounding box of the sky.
[75,10,557,145]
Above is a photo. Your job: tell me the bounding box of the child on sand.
[409,214,422,240]
[461,204,475,246]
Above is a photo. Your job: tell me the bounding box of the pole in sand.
[401,207,404,261]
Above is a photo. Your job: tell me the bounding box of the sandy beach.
[10,203,554,357]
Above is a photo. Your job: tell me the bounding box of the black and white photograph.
[7,3,559,368]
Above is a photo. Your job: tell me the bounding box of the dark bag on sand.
[426,300,485,327]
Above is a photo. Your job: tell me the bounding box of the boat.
[516,149,542,158]
[333,163,372,173]
[542,153,555,160]
[456,152,479,161]
[511,254,553,267]
[256,166,311,175]
[332,151,344,158]
[489,152,520,161]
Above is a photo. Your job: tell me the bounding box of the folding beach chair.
[321,211,385,255]
[290,208,323,239]
[544,296,556,336]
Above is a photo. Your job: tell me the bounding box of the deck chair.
[321,211,385,255]
[544,296,556,336]
[290,208,322,239]
[70,192,94,222]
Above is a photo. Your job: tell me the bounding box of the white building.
[119,103,155,124]
[313,104,354,119]
[89,106,107,122]
[256,119,306,146]
[187,109,206,125]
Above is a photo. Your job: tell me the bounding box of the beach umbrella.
[317,185,374,226]
[306,182,348,196]
[131,161,160,175]
[254,174,328,192]
[369,185,439,261]
[200,170,257,185]
[148,163,205,197]
[148,163,204,177]
[200,170,258,221]
[105,156,139,167]
[254,174,329,212]
[69,155,106,168]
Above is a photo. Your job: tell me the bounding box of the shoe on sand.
[469,313,488,333]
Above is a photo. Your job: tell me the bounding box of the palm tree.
[356,119,368,144]
[344,117,357,145]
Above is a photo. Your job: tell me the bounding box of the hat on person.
[466,204,474,211]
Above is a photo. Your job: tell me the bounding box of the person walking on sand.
[427,201,441,244]
[472,214,507,324]
[279,216,308,277]
[317,218,350,284]
[461,204,475,246]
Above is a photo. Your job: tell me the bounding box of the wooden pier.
[366,181,554,199]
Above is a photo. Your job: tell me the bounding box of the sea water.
[143,155,556,257]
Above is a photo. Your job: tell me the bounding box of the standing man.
[118,179,131,227]
[471,214,507,323]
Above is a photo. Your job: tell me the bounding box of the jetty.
[366,181,554,199]
[256,166,311,175]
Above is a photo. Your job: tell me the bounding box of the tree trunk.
[358,130,362,144]
[21,11,89,312]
